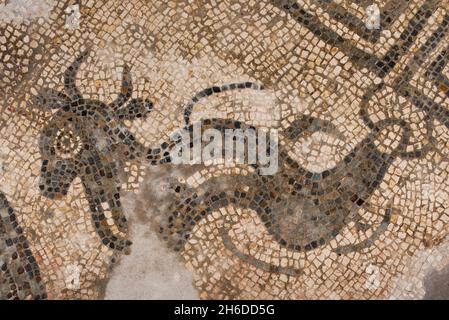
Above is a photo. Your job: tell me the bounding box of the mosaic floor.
[1,0,449,300]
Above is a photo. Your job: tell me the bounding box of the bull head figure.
[36,50,153,251]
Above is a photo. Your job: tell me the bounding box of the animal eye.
[54,123,82,158]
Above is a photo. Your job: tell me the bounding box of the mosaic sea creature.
[157,87,441,270]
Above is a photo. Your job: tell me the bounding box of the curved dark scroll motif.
[272,0,443,78]
[36,50,153,251]
[274,0,449,128]
[0,192,47,300]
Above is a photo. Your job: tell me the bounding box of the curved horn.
[64,49,89,100]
